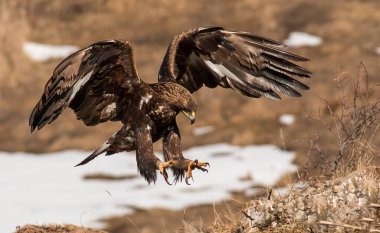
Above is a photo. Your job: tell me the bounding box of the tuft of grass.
[15,224,107,233]
[179,201,244,233]
[207,202,243,233]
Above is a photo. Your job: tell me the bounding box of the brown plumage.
[29,27,311,184]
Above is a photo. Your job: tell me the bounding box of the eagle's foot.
[182,159,210,185]
[158,160,175,185]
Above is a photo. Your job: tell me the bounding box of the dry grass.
[305,64,379,178]
[207,203,242,233]
[15,224,107,233]
[179,202,245,233]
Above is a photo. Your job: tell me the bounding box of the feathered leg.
[163,122,209,184]
[135,120,177,185]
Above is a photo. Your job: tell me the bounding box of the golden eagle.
[29,27,311,185]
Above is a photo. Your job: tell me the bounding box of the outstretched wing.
[158,27,311,100]
[29,40,140,132]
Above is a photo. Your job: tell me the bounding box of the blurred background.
[0,0,379,232]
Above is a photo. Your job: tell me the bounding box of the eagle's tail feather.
[75,141,110,167]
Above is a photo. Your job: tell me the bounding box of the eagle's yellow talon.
[158,160,175,185]
[185,176,193,185]
[183,159,209,185]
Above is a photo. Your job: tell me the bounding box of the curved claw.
[193,161,209,173]
[159,161,174,185]
[185,177,191,185]
[164,177,172,185]
[197,166,208,173]
[159,167,172,185]
[162,171,172,185]
[185,175,194,185]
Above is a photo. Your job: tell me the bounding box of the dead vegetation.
[306,64,379,178]
[15,224,107,233]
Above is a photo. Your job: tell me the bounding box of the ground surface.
[1,0,379,232]
[15,224,107,233]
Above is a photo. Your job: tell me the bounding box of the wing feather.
[29,40,140,132]
[158,27,311,99]
[242,39,309,62]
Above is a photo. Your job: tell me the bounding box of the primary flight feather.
[30,27,311,185]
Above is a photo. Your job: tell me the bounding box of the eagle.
[29,27,311,185]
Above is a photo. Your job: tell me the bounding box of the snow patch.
[283,32,322,48]
[0,144,297,232]
[193,125,215,136]
[23,41,79,62]
[279,114,295,125]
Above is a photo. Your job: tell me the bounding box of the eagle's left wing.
[29,40,140,132]
[158,27,311,100]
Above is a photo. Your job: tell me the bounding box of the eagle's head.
[178,92,197,125]
[157,82,197,124]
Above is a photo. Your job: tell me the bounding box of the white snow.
[283,32,322,48]
[279,114,295,125]
[375,47,380,55]
[0,143,297,232]
[192,125,215,136]
[22,41,79,62]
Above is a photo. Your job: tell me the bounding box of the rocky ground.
[1,0,379,232]
[240,167,380,233]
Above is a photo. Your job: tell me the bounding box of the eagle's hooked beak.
[182,111,196,124]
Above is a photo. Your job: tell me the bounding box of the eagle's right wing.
[29,40,140,132]
[158,27,311,100]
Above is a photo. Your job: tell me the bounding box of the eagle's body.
[30,27,311,184]
[76,81,196,183]
[95,82,186,152]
